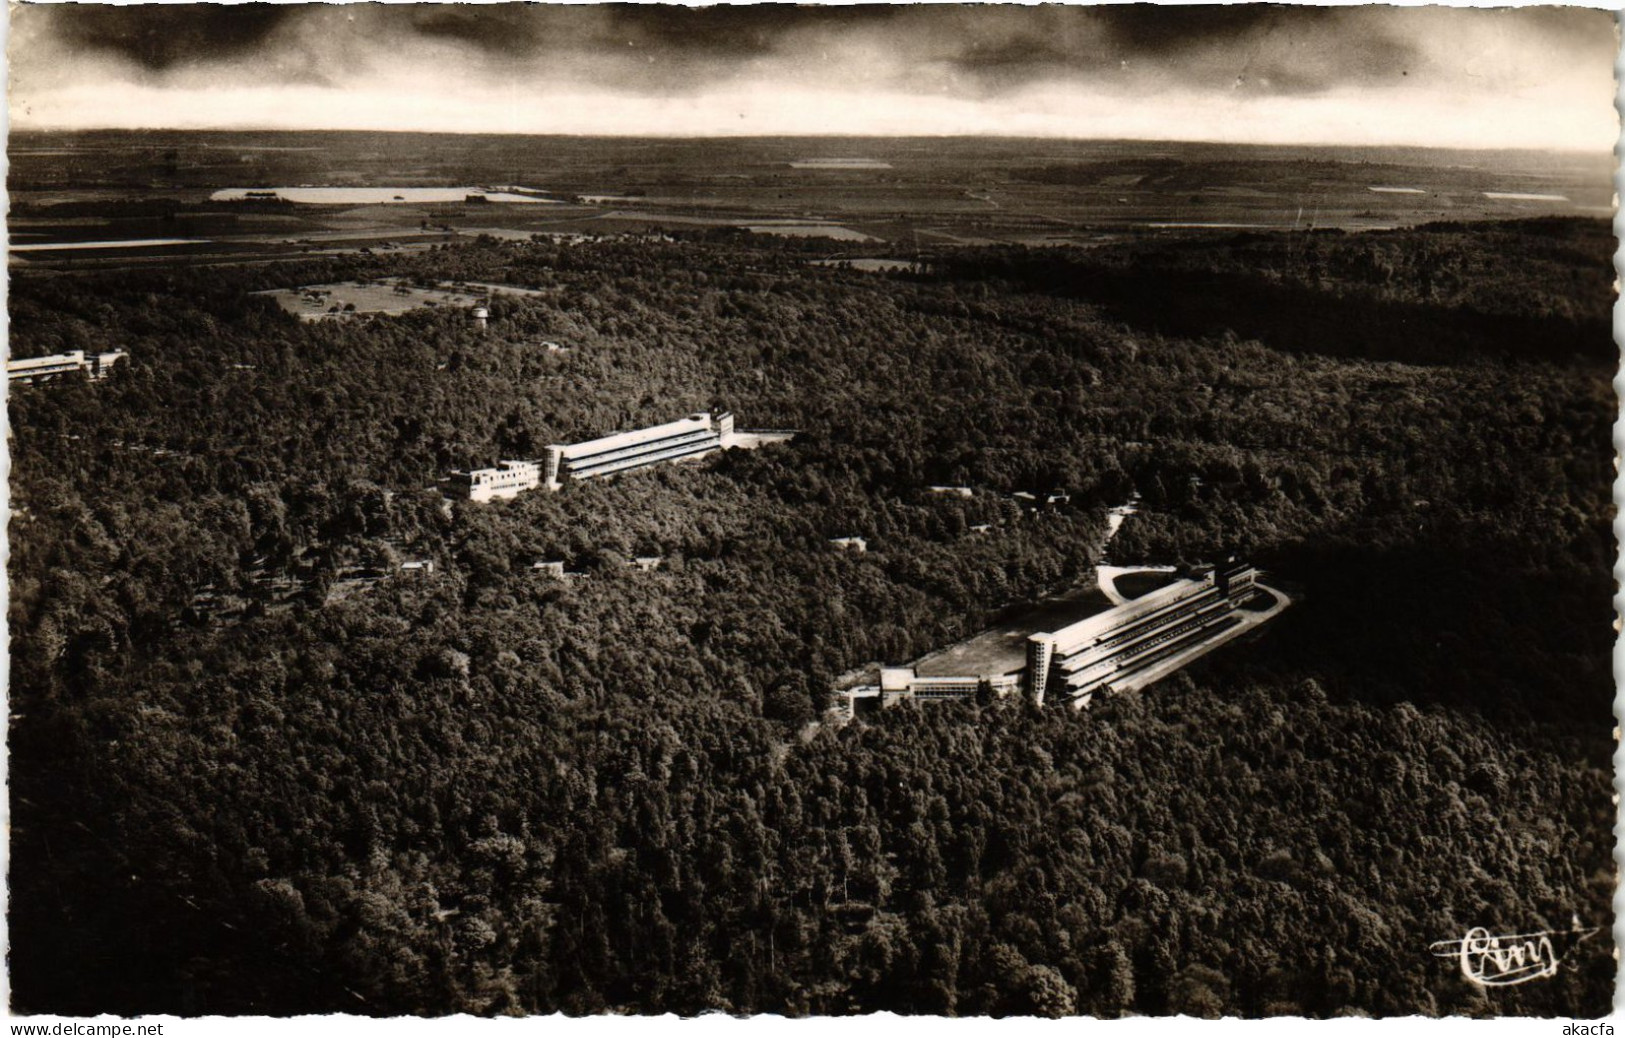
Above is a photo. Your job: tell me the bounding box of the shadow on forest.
[1071,271,1611,366]
[1246,539,1614,744]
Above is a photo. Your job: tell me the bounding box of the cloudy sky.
[9,3,1619,150]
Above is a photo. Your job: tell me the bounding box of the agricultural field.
[8,132,1613,272]
[255,278,545,321]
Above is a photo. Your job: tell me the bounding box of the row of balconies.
[1062,606,1243,693]
[564,436,721,480]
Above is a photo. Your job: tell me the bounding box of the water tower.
[471,304,490,332]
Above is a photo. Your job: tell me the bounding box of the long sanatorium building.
[450,411,754,501]
[840,560,1285,716]
[544,411,734,488]
[8,349,127,383]
[1027,559,1260,706]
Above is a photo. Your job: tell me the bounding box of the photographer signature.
[1430,923,1600,986]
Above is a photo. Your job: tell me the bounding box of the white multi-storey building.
[836,561,1282,719]
[449,460,543,502]
[543,411,736,488]
[8,349,127,383]
[1026,560,1261,708]
[454,411,779,502]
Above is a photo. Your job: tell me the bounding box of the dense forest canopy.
[8,217,1616,1016]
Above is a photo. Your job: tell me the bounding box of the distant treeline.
[934,218,1615,365]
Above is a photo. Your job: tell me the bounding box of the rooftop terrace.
[913,584,1114,679]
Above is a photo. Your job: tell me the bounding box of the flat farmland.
[8,132,1613,266]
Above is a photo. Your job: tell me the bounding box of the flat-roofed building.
[8,349,126,383]
[9,352,86,381]
[88,350,127,378]
[837,666,1014,718]
[543,411,736,488]
[449,460,542,502]
[450,411,780,501]
[1028,561,1270,709]
[836,560,1286,719]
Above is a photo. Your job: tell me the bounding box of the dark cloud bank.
[14,3,1616,147]
[41,3,1598,96]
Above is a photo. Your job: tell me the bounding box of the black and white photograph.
[5,0,1620,1022]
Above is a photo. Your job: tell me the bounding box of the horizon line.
[9,125,1611,157]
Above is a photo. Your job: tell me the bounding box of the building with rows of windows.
[451,411,776,502]
[1026,559,1262,709]
[447,460,544,502]
[543,411,734,488]
[836,560,1283,719]
[8,349,127,383]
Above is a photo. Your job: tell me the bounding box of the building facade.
[543,411,736,488]
[1027,561,1261,709]
[450,412,768,503]
[8,349,127,383]
[449,460,543,502]
[837,561,1279,719]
